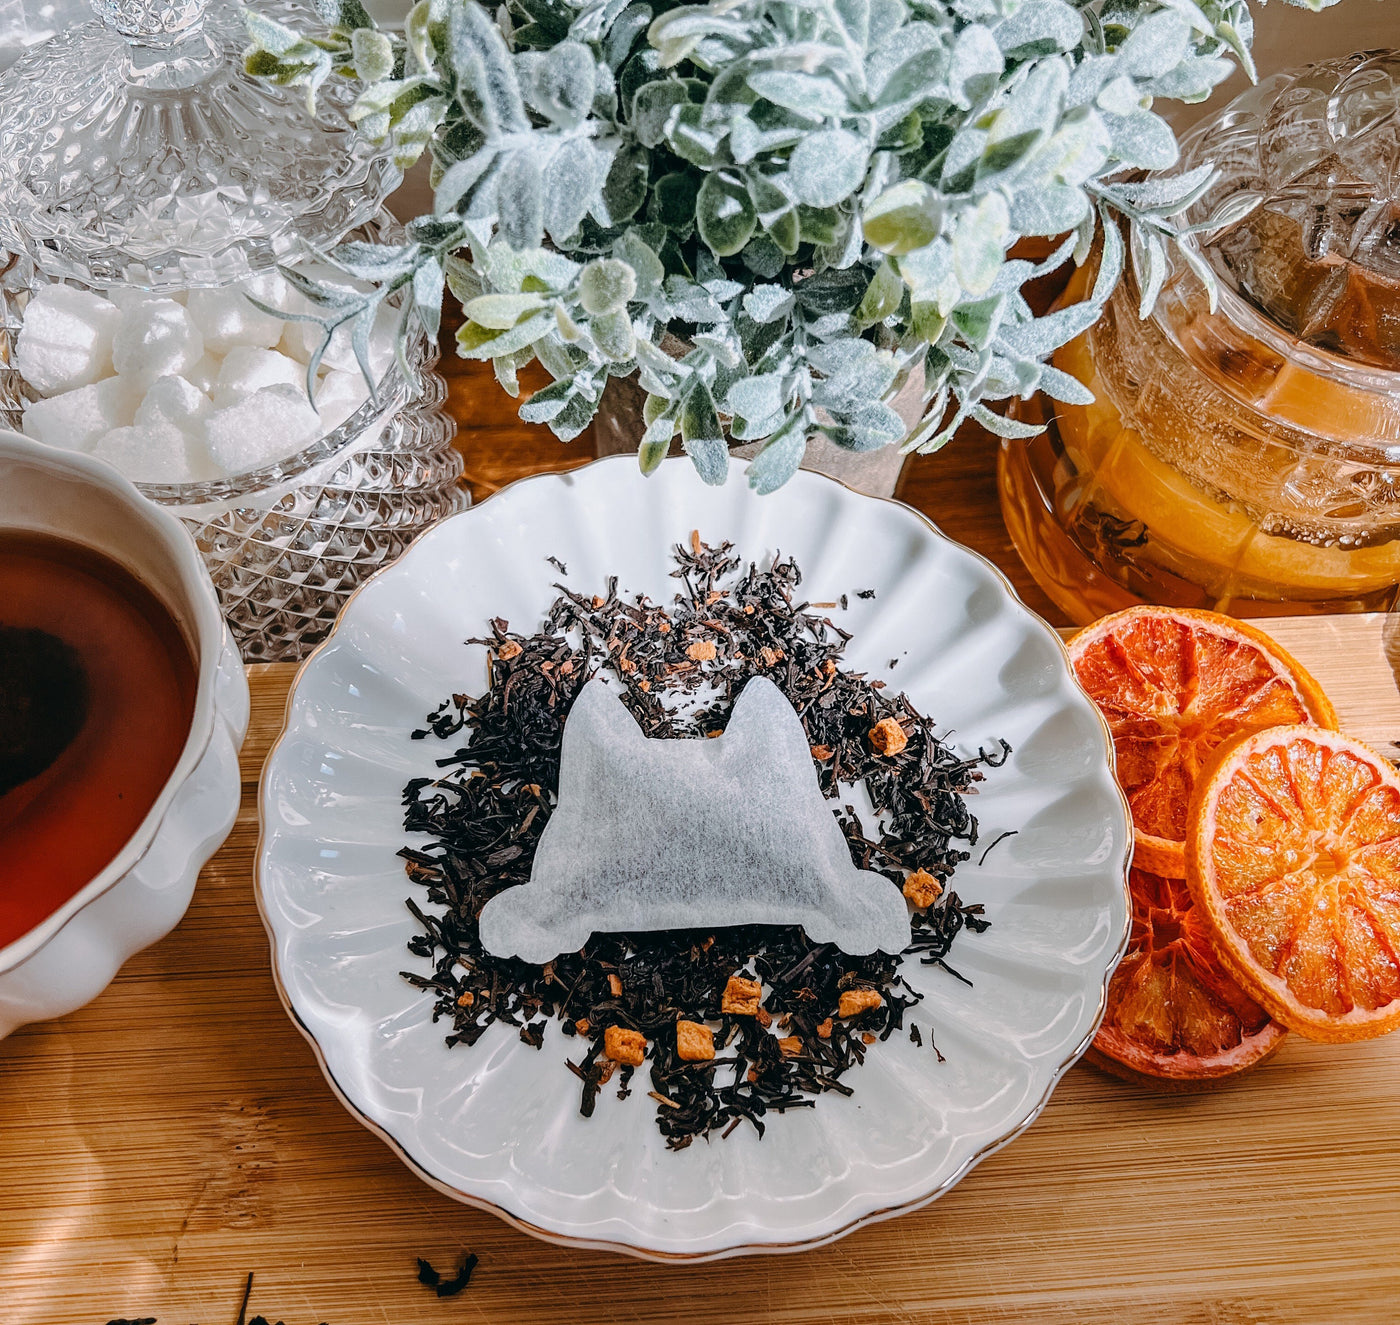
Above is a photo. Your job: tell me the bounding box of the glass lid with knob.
[0,0,400,291]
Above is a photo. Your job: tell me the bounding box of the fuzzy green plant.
[245,0,1339,491]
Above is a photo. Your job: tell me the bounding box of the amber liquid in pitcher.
[1001,250,1400,625]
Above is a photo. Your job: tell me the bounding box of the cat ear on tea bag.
[477,676,911,964]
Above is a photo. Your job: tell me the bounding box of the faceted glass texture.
[0,0,399,291]
[0,0,456,659]
[90,0,205,38]
[168,329,465,663]
[0,0,89,71]
[0,214,467,662]
[1001,53,1400,623]
[1184,51,1400,372]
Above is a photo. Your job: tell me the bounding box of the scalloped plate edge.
[254,454,1133,1261]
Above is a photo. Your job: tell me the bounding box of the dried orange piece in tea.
[1187,727,1400,1043]
[1068,606,1336,878]
[1087,867,1287,1088]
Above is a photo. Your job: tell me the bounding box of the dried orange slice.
[1187,726,1400,1042]
[1069,606,1337,877]
[1087,867,1287,1088]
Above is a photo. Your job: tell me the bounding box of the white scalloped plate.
[257,455,1131,1261]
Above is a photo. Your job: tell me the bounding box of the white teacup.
[0,430,248,1038]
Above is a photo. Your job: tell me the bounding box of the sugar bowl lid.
[0,0,399,292]
[1179,50,1400,373]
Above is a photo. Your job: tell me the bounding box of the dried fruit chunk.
[838,988,882,1018]
[902,869,941,907]
[868,717,908,756]
[1087,867,1286,1088]
[676,1020,715,1062]
[1187,726,1400,1042]
[603,1025,647,1065]
[721,974,762,1016]
[1069,605,1336,877]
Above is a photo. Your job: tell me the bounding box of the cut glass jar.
[0,0,465,659]
[0,0,87,71]
[1001,51,1400,623]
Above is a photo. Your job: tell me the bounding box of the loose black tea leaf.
[401,540,1005,1146]
[235,1272,254,1325]
[104,1318,156,1325]
[417,1252,479,1298]
[978,830,1018,866]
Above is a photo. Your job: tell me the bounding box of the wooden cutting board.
[2,613,1399,1325]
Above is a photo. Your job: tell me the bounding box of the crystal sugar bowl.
[1001,51,1400,623]
[0,0,465,659]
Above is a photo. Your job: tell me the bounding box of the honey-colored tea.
[1002,53,1400,623]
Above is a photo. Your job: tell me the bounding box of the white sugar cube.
[246,270,305,315]
[91,421,218,485]
[15,285,122,395]
[185,354,220,395]
[211,347,305,407]
[186,277,286,354]
[21,377,138,451]
[111,297,205,387]
[135,375,213,434]
[106,285,184,311]
[279,298,396,379]
[202,383,322,475]
[312,369,370,432]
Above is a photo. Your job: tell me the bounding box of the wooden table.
[6,349,1400,1324]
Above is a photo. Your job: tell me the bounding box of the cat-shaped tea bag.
[477,676,911,963]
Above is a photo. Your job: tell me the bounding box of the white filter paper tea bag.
[478,676,911,964]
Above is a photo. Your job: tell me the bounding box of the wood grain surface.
[3,603,1399,1322]
[10,2,1400,1302]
